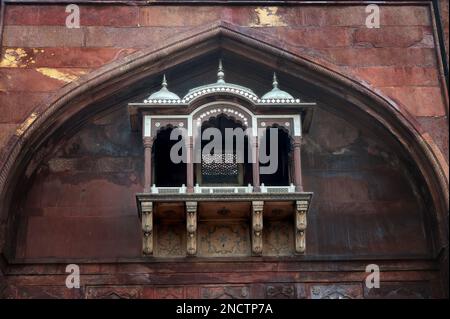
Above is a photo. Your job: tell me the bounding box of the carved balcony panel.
[137,193,312,257]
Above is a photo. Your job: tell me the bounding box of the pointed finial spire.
[272,72,279,89]
[146,74,180,100]
[261,71,294,100]
[162,74,168,89]
[217,59,225,84]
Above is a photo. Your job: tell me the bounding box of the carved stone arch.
[150,119,188,138]
[191,102,254,135]
[258,121,296,139]
[0,22,447,274]
[152,124,187,188]
[259,123,293,187]
[187,94,257,115]
[186,89,258,106]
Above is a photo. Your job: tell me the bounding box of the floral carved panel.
[263,221,294,256]
[155,223,185,257]
[198,223,250,257]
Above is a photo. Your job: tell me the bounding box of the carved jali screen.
[201,153,241,185]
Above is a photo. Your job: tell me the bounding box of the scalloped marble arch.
[0,21,447,261]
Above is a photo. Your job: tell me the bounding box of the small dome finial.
[146,74,180,101]
[261,71,295,100]
[217,59,225,84]
[272,73,279,89]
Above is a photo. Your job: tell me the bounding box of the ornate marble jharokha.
[130,61,315,257]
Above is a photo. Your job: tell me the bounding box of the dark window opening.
[153,126,187,187]
[260,127,291,186]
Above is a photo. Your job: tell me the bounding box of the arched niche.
[198,113,252,187]
[0,23,446,284]
[259,125,292,187]
[152,125,187,187]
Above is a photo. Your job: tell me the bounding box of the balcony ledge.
[136,191,313,218]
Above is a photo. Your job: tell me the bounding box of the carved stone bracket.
[186,201,198,256]
[295,200,308,254]
[141,201,153,255]
[252,201,264,256]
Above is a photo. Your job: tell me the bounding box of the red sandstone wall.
[0,1,448,159]
[1,4,448,162]
[439,0,449,62]
[0,2,448,299]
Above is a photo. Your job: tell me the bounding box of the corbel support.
[141,201,153,256]
[252,201,264,256]
[295,200,309,254]
[186,201,198,256]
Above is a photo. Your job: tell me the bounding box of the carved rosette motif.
[252,201,264,256]
[295,200,308,254]
[186,201,198,256]
[141,201,153,255]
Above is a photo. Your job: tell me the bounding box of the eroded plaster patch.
[36,68,87,83]
[250,7,287,27]
[0,48,28,68]
[16,112,38,136]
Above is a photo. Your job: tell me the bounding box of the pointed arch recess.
[0,22,447,259]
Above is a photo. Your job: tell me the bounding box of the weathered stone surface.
[320,48,437,67]
[227,5,430,28]
[139,6,221,27]
[0,92,49,124]
[23,215,141,258]
[381,86,446,116]
[417,116,449,163]
[10,285,83,299]
[0,68,90,92]
[272,27,353,48]
[5,5,139,26]
[351,67,439,87]
[440,0,449,58]
[1,47,137,68]
[3,26,85,47]
[300,5,430,26]
[354,26,433,48]
[364,282,432,299]
[84,27,190,48]
[0,124,18,151]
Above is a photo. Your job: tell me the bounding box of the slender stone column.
[292,136,303,192]
[186,136,194,193]
[143,137,154,193]
[252,137,260,192]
